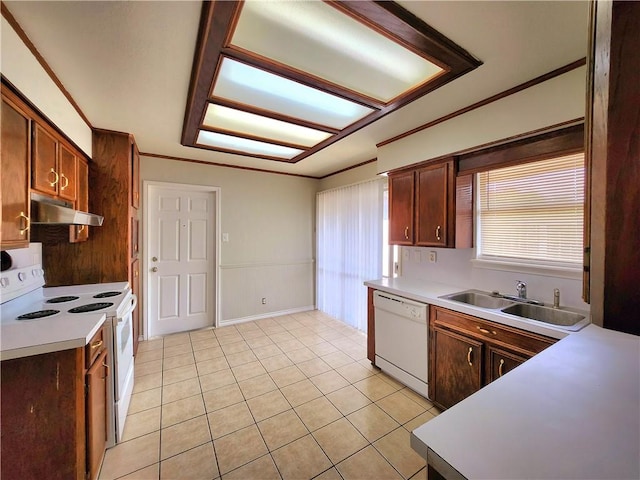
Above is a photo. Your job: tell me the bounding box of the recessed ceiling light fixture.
[183,0,481,163]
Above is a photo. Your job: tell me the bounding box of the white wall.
[140,156,318,324]
[0,16,92,155]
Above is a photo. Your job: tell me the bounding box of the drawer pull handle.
[467,347,473,366]
[499,359,505,377]
[477,326,497,335]
[102,362,109,379]
[91,340,103,350]
[436,225,441,241]
[48,168,59,187]
[19,212,30,235]
[60,174,69,190]
[404,226,409,240]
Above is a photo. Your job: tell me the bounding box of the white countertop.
[410,324,640,479]
[0,313,105,361]
[365,277,586,339]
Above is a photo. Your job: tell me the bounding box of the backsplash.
[399,246,589,311]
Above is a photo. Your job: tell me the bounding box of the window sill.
[471,258,583,280]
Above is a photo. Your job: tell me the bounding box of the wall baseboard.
[218,305,316,327]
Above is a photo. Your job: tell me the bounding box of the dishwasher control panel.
[373,291,428,322]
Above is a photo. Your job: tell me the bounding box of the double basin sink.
[440,290,589,331]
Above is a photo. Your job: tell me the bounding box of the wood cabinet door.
[71,158,89,242]
[131,257,140,355]
[488,347,528,384]
[131,142,140,209]
[32,123,59,196]
[415,161,452,247]
[58,144,77,202]
[1,95,31,249]
[86,349,108,480]
[388,171,415,245]
[432,326,482,409]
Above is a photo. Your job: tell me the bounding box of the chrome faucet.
[516,280,527,299]
[553,288,560,309]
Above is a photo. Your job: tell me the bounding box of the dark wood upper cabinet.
[415,162,452,247]
[131,142,140,210]
[388,170,415,245]
[32,123,59,196]
[58,143,77,202]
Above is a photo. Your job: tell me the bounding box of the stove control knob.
[18,272,26,282]
[0,277,8,288]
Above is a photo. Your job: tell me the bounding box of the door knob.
[151,267,158,272]
[151,256,158,262]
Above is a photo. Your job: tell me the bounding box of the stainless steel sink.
[442,290,515,309]
[501,303,585,327]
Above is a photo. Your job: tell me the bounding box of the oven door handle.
[118,294,138,322]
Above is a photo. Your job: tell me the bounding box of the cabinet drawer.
[431,306,556,357]
[85,327,105,369]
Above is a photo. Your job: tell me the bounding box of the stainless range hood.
[31,193,104,226]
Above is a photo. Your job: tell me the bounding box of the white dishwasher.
[374,290,429,397]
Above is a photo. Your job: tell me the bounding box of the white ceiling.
[4,1,589,178]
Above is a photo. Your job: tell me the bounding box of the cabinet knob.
[151,256,158,262]
[151,267,158,272]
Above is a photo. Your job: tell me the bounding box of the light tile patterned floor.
[99,310,440,480]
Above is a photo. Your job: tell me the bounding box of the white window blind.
[478,153,584,266]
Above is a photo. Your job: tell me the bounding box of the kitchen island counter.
[411,324,640,479]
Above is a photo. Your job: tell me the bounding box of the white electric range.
[0,255,136,448]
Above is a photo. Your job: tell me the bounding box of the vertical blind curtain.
[316,179,383,332]
[478,152,584,265]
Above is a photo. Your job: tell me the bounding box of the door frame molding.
[142,180,221,339]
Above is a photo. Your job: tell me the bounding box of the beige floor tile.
[129,387,162,414]
[403,410,436,432]
[203,383,245,413]
[162,363,198,386]
[117,463,159,479]
[377,373,406,390]
[194,346,224,362]
[191,338,220,352]
[100,431,160,480]
[199,369,237,392]
[135,359,162,377]
[232,360,267,381]
[429,405,442,416]
[221,340,250,355]
[189,328,215,341]
[162,378,201,405]
[269,365,307,388]
[335,362,375,383]
[245,336,275,349]
[285,347,317,364]
[336,445,402,480]
[353,375,399,401]
[240,329,267,341]
[397,387,434,410]
[135,349,163,364]
[313,418,368,464]
[294,397,343,432]
[222,453,281,480]
[252,343,283,360]
[409,466,427,480]
[133,372,162,394]
[259,353,293,372]
[297,334,325,346]
[160,442,218,480]
[216,333,245,346]
[196,356,229,375]
[271,435,331,480]
[214,425,268,475]
[320,351,354,369]
[297,357,333,377]
[343,346,368,361]
[238,373,278,399]
[207,401,255,439]
[308,370,350,395]
[347,403,400,442]
[274,338,305,351]
[122,407,161,442]
[269,331,296,344]
[246,389,291,422]
[162,394,206,428]
[286,326,308,338]
[163,333,191,347]
[214,325,239,337]
[313,467,342,480]
[137,338,163,353]
[358,358,380,372]
[225,349,258,367]
[326,385,371,415]
[160,415,211,461]
[280,379,323,407]
[260,324,287,335]
[162,352,195,371]
[164,343,193,358]
[374,427,425,479]
[308,341,339,356]
[376,391,426,424]
[257,409,309,451]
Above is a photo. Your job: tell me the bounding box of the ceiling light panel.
[213,58,374,130]
[197,130,303,159]
[231,1,444,103]
[203,104,332,147]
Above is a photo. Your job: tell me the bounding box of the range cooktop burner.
[69,302,114,313]
[46,296,80,304]
[93,291,122,299]
[17,309,60,320]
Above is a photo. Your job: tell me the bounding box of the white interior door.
[148,185,216,337]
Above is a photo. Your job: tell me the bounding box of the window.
[477,152,584,268]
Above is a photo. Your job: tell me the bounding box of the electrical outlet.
[429,251,437,263]
[261,297,267,305]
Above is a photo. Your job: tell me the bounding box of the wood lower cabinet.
[429,305,556,410]
[1,89,31,249]
[0,329,107,480]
